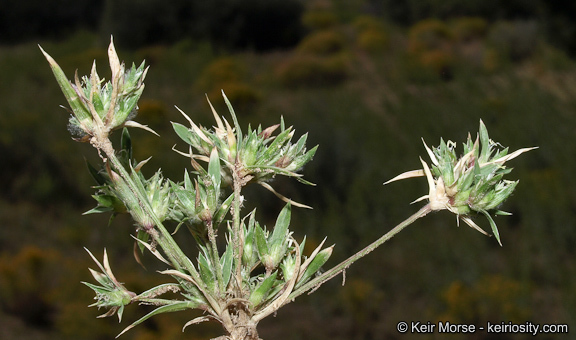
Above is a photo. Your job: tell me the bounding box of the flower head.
[40,37,156,144]
[385,120,537,245]
[82,248,136,322]
[172,91,317,208]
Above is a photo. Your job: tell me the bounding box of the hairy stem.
[206,219,224,294]
[99,138,206,288]
[231,163,244,294]
[288,204,432,301]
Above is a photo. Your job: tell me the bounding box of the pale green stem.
[206,219,225,294]
[104,141,227,316]
[288,204,432,301]
[231,166,244,294]
[100,138,204,286]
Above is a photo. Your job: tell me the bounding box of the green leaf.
[171,182,197,217]
[240,131,259,166]
[258,128,292,165]
[222,90,243,148]
[86,160,107,186]
[83,205,114,215]
[120,128,132,164]
[220,243,234,289]
[270,203,291,246]
[94,194,125,210]
[484,180,518,211]
[197,252,215,293]
[172,122,193,145]
[117,301,199,337]
[296,246,333,288]
[40,46,92,126]
[82,281,111,295]
[183,170,194,190]
[292,133,308,155]
[249,271,278,308]
[207,148,221,210]
[478,119,491,163]
[480,209,502,246]
[136,230,149,254]
[213,193,234,225]
[208,148,221,188]
[290,145,318,173]
[254,223,269,261]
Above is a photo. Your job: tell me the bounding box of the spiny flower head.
[172,91,317,208]
[40,37,156,144]
[82,248,136,322]
[385,120,537,245]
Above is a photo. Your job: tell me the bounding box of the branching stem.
[287,204,432,301]
[99,138,205,287]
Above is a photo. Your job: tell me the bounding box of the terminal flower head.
[82,248,136,322]
[40,37,156,144]
[385,120,537,245]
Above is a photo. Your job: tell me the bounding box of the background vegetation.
[1,0,574,339]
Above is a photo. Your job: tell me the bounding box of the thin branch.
[287,204,432,302]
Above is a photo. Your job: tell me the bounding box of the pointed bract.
[386,120,536,245]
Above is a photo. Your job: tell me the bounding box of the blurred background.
[0,0,574,339]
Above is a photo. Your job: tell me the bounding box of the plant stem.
[288,204,432,301]
[206,219,224,294]
[100,138,203,283]
[231,163,244,294]
[104,140,227,316]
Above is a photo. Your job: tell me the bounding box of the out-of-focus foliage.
[353,16,390,53]
[5,0,576,56]
[438,275,531,324]
[0,0,103,43]
[277,27,350,87]
[100,0,304,50]
[195,57,261,110]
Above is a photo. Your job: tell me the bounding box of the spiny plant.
[40,38,536,340]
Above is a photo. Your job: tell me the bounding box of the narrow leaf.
[296,246,333,288]
[480,210,502,246]
[39,46,92,124]
[116,301,198,338]
[254,223,269,261]
[249,272,278,308]
[270,203,291,246]
[222,90,242,147]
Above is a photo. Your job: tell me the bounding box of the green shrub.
[438,275,530,323]
[450,17,488,43]
[407,19,456,80]
[196,57,260,109]
[353,15,387,32]
[207,82,261,111]
[297,30,347,56]
[353,16,389,53]
[276,53,349,87]
[488,20,540,62]
[408,19,453,54]
[357,29,389,53]
[196,57,246,90]
[302,10,339,30]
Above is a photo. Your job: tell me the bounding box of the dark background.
[0,0,574,339]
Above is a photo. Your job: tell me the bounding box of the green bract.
[82,249,136,322]
[40,38,155,143]
[386,120,537,245]
[172,92,318,208]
